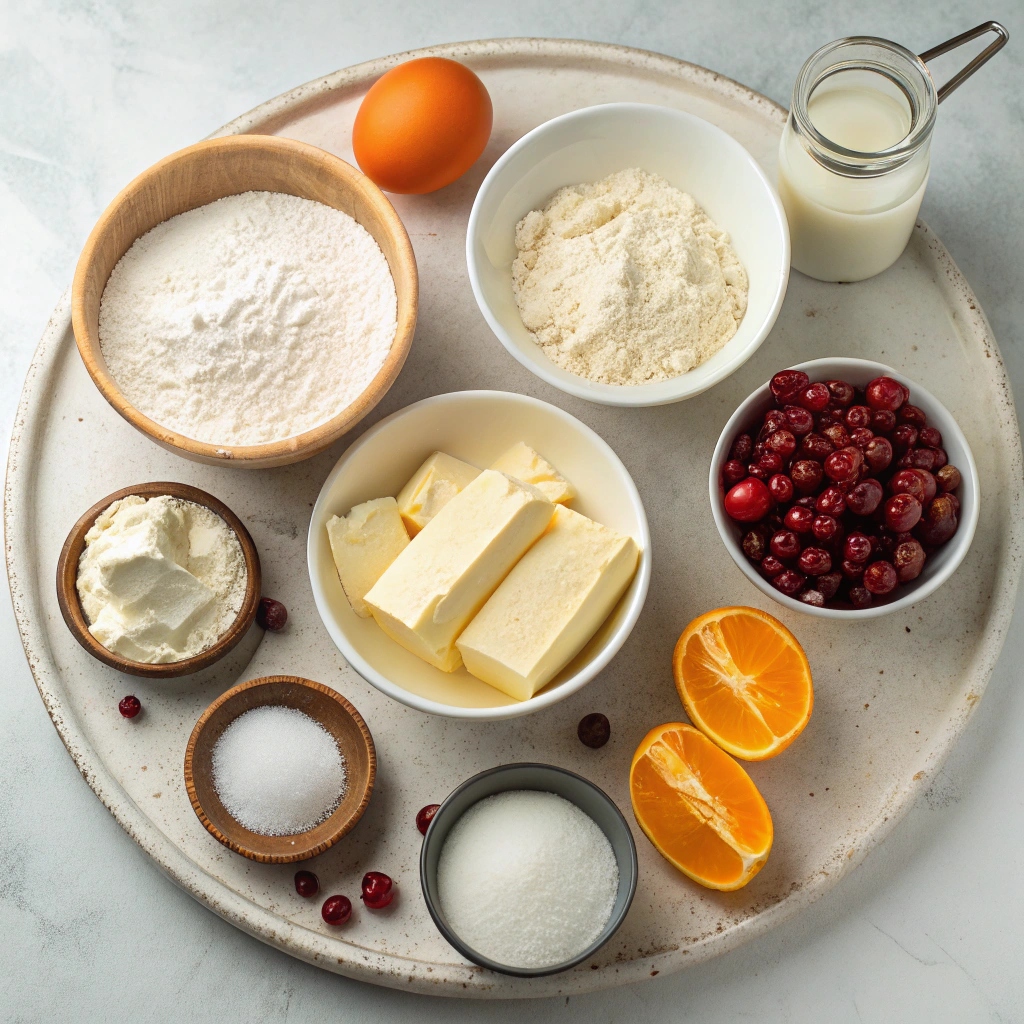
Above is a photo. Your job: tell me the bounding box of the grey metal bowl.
[419,762,638,977]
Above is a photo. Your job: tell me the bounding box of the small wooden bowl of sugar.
[184,676,376,863]
[72,134,418,469]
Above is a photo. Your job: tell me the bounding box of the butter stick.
[396,452,481,536]
[457,506,639,700]
[364,470,555,672]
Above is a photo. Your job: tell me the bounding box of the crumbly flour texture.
[512,168,748,386]
[99,191,398,446]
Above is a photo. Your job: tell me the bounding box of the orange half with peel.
[673,607,813,761]
[630,723,773,890]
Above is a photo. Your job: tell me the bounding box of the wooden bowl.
[184,676,376,863]
[71,134,418,469]
[56,481,262,678]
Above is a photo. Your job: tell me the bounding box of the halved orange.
[673,607,813,761]
[630,723,772,890]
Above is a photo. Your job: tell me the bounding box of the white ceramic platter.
[6,40,1023,998]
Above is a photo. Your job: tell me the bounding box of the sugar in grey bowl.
[419,763,638,977]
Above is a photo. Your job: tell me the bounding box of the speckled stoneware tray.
[7,39,1024,998]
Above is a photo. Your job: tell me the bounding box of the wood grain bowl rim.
[70,134,418,467]
[183,675,377,863]
[55,481,262,678]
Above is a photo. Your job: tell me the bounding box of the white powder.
[212,705,348,836]
[512,168,748,386]
[76,495,247,663]
[99,191,398,446]
[436,790,619,968]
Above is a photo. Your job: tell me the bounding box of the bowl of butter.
[307,390,650,720]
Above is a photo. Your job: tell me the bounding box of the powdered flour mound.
[99,191,397,446]
[511,168,748,386]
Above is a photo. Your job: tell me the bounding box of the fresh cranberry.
[889,469,926,501]
[822,424,851,449]
[919,426,942,448]
[892,424,918,454]
[885,494,923,532]
[798,382,831,412]
[849,586,872,609]
[416,804,442,834]
[118,695,141,719]
[784,505,814,533]
[766,430,797,460]
[759,409,788,440]
[846,478,884,516]
[841,558,866,580]
[894,540,927,582]
[815,487,846,518]
[723,459,747,487]
[772,569,807,596]
[742,530,767,561]
[906,448,936,471]
[791,459,824,495]
[824,447,863,483]
[770,530,801,560]
[863,437,893,473]
[760,555,785,578]
[826,380,855,406]
[818,572,842,599]
[936,465,961,492]
[361,872,394,910]
[870,409,897,434]
[730,434,754,462]
[577,713,610,749]
[811,515,839,542]
[865,377,906,412]
[322,895,352,925]
[768,474,794,504]
[930,447,948,469]
[798,547,832,576]
[294,871,320,897]
[845,405,871,429]
[799,589,825,607]
[784,405,815,436]
[913,469,937,502]
[898,404,927,427]
[844,533,872,563]
[850,427,875,450]
[748,462,771,481]
[800,433,835,461]
[863,560,898,595]
[770,370,810,404]
[758,452,784,475]
[257,597,288,631]
[724,477,773,522]
[916,496,958,547]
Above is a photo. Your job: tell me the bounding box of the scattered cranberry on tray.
[256,597,288,631]
[118,695,141,719]
[723,370,963,610]
[361,871,394,909]
[294,870,320,897]
[321,894,352,925]
[416,804,440,835]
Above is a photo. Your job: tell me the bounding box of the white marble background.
[2,1,1022,1021]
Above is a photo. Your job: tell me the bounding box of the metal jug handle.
[919,20,1009,103]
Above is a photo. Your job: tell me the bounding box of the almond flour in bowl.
[98,190,398,446]
[511,168,748,386]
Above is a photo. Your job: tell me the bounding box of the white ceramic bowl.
[466,103,790,407]
[308,391,651,719]
[709,358,980,619]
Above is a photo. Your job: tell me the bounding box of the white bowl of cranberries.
[710,358,979,618]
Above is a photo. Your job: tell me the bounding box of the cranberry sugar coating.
[724,370,962,609]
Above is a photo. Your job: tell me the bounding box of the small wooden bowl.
[184,676,376,863]
[71,134,418,469]
[56,482,262,678]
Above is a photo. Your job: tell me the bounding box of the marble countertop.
[2,1,1022,1021]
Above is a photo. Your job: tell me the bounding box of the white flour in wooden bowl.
[98,191,397,446]
[511,168,748,386]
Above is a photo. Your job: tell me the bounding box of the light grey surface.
[1,1,1022,1021]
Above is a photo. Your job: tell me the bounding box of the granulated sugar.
[99,191,397,446]
[436,790,619,968]
[211,705,347,836]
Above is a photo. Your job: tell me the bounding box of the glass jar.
[778,37,937,283]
